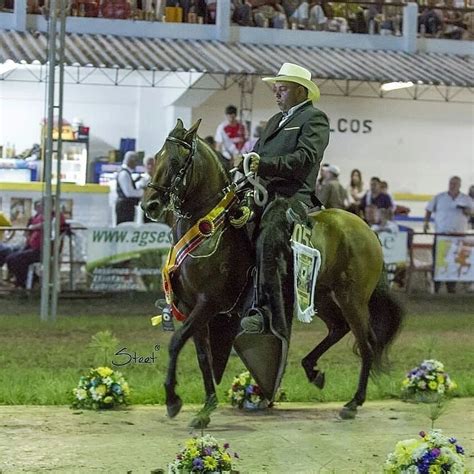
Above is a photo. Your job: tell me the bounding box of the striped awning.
[1,29,472,87]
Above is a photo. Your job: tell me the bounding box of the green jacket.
[254,101,330,207]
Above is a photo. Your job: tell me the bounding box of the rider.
[239,63,330,337]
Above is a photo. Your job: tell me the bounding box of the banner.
[376,230,408,285]
[434,235,474,282]
[86,224,172,291]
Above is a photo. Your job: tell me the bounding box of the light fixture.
[0,59,18,76]
[380,81,414,92]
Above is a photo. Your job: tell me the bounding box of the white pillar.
[216,0,231,42]
[402,3,418,54]
[14,0,27,30]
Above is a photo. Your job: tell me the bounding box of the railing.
[1,0,472,41]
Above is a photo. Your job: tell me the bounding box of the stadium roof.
[1,29,473,87]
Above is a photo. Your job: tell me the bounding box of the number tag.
[293,223,312,247]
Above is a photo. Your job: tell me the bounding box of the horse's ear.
[184,119,201,143]
[171,119,185,135]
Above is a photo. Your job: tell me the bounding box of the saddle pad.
[291,223,321,323]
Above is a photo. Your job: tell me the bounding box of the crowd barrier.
[1,224,472,294]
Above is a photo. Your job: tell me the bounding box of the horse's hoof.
[166,397,183,418]
[189,415,211,429]
[339,406,357,420]
[312,371,325,389]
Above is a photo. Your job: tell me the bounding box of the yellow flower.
[203,456,217,470]
[428,381,438,390]
[394,439,419,465]
[122,383,130,395]
[185,439,197,449]
[96,384,107,396]
[97,367,113,377]
[429,465,442,474]
[222,452,232,464]
[436,374,445,383]
[402,378,409,386]
[187,447,199,458]
[103,396,113,404]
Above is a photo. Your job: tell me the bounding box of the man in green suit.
[240,63,330,338]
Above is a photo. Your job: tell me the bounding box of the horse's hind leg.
[302,289,349,389]
[337,296,374,419]
[164,299,214,418]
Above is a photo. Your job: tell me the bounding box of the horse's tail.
[368,272,404,372]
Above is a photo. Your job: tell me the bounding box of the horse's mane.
[197,137,231,185]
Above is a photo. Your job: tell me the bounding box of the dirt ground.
[1,399,473,473]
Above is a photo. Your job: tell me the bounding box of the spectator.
[325,3,348,32]
[308,0,328,30]
[315,162,330,198]
[380,180,396,211]
[469,184,474,229]
[137,156,157,224]
[423,176,473,293]
[371,208,399,233]
[241,124,264,153]
[232,0,254,26]
[360,176,393,220]
[253,0,288,29]
[214,104,248,167]
[5,200,66,289]
[318,164,348,209]
[288,0,309,28]
[464,10,474,39]
[347,168,365,205]
[418,0,443,36]
[0,211,21,278]
[441,0,466,39]
[115,151,144,225]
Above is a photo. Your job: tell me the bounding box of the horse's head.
[142,118,203,221]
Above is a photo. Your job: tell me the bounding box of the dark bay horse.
[142,119,403,424]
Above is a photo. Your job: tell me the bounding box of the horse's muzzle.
[141,199,162,221]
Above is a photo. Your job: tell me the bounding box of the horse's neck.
[173,149,229,240]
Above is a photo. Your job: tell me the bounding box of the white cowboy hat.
[262,63,320,102]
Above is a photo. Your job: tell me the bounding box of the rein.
[147,135,197,218]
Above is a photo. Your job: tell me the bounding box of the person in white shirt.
[424,175,473,293]
[115,151,143,224]
[424,176,473,234]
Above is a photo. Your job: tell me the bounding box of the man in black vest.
[240,63,330,338]
[115,151,143,224]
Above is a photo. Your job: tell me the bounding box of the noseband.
[147,135,197,218]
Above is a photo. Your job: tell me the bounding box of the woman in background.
[346,168,365,214]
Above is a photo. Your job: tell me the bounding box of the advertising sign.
[376,230,408,285]
[86,224,172,291]
[434,235,474,282]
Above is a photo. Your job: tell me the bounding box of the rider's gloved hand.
[249,154,260,174]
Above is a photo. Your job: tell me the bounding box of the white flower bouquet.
[72,366,130,409]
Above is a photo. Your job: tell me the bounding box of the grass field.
[0,291,473,406]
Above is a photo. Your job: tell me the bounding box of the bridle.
[147,135,197,218]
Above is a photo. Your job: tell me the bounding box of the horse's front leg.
[189,324,218,428]
[164,299,214,418]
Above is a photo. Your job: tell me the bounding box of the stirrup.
[240,307,268,334]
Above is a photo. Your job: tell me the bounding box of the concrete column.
[14,0,27,30]
[216,0,231,42]
[402,3,418,53]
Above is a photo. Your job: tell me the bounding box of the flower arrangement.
[168,434,238,473]
[384,429,466,473]
[72,366,130,410]
[227,371,266,409]
[401,359,457,401]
